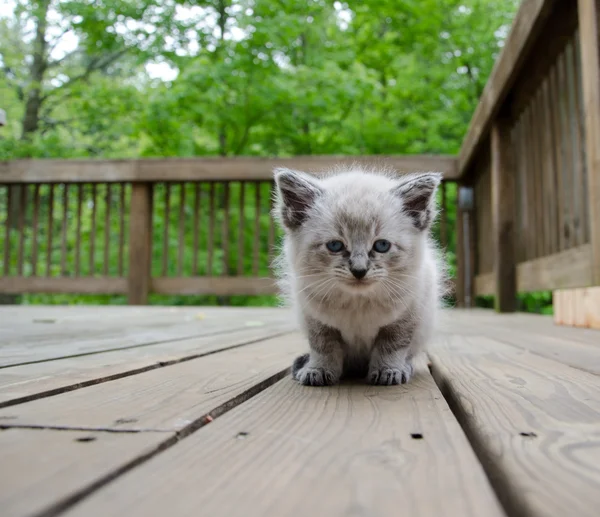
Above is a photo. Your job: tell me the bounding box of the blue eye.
[373,239,391,253]
[326,240,345,253]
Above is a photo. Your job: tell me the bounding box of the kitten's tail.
[292,353,310,379]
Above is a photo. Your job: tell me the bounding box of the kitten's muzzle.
[350,267,368,280]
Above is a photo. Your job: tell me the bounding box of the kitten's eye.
[373,239,391,253]
[326,240,345,253]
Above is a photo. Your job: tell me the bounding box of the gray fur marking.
[273,166,444,386]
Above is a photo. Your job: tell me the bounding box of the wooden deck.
[1,307,599,517]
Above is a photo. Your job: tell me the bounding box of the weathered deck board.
[0,335,304,431]
[0,307,291,367]
[430,334,600,517]
[0,429,167,517]
[60,373,505,517]
[443,311,600,375]
[0,324,294,407]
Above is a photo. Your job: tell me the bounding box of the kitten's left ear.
[393,172,442,231]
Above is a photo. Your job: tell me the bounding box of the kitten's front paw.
[368,363,413,385]
[294,366,339,386]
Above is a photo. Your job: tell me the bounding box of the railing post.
[491,116,517,312]
[128,182,152,305]
[456,185,475,308]
[578,0,600,286]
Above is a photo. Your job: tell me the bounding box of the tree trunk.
[21,0,50,139]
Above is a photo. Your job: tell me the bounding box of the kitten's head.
[273,167,441,297]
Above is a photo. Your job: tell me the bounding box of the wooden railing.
[455,0,600,311]
[0,155,457,304]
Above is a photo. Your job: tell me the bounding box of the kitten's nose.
[350,267,368,280]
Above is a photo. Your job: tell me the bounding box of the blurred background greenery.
[1,0,550,312]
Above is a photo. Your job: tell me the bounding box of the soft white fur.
[274,167,444,366]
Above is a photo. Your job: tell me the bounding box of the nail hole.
[520,432,537,438]
[236,432,249,440]
[410,433,423,440]
[75,436,97,443]
[114,418,138,425]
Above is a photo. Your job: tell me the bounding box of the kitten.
[273,166,443,386]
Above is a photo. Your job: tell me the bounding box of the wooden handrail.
[0,155,459,184]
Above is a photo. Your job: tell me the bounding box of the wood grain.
[46,184,54,275]
[0,335,304,431]
[554,286,600,330]
[0,428,166,517]
[491,116,516,311]
[430,333,600,517]
[577,0,600,284]
[60,374,504,517]
[31,184,39,275]
[0,324,294,407]
[516,243,592,292]
[127,183,152,305]
[1,155,459,183]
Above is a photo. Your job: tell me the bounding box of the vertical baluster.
[46,184,55,276]
[31,185,40,276]
[193,183,200,276]
[75,184,83,276]
[61,184,69,276]
[178,183,186,276]
[237,181,245,276]
[162,183,171,276]
[104,184,112,275]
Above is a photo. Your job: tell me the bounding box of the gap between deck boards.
[20,369,292,517]
[0,323,282,370]
[0,328,295,409]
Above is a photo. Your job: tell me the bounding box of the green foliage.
[0,0,526,308]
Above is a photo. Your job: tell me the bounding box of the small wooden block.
[554,287,600,329]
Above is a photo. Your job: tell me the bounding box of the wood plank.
[554,286,600,329]
[458,0,557,175]
[474,272,494,296]
[16,184,26,276]
[61,184,69,275]
[89,183,97,274]
[0,307,292,367]
[46,184,54,275]
[0,428,167,517]
[253,182,261,275]
[442,310,600,375]
[0,324,294,407]
[177,183,185,276]
[151,276,277,296]
[75,183,83,276]
[31,184,39,275]
[430,334,600,517]
[565,39,586,247]
[103,184,111,275]
[1,155,459,183]
[222,181,230,275]
[2,185,11,275]
[0,276,127,295]
[192,182,200,276]
[0,335,304,431]
[127,183,152,305]
[491,116,516,311]
[161,182,170,277]
[238,181,245,275]
[59,374,504,517]
[207,182,215,275]
[577,0,600,284]
[446,309,600,348]
[516,243,592,292]
[118,183,126,276]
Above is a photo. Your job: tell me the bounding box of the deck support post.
[577,0,600,286]
[456,184,475,308]
[491,116,517,312]
[128,182,153,305]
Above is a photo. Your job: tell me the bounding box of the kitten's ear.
[393,172,442,230]
[274,167,323,230]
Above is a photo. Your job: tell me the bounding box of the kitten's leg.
[368,318,415,386]
[293,318,344,386]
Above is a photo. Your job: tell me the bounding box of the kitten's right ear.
[274,167,323,230]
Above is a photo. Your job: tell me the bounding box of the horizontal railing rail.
[0,155,457,303]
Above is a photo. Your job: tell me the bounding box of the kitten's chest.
[322,303,395,349]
